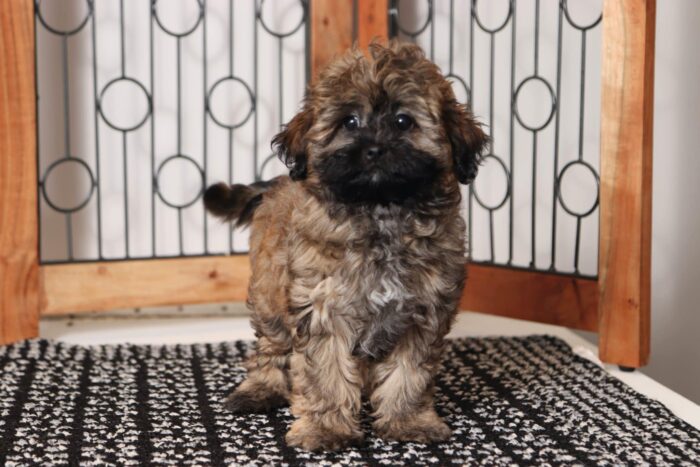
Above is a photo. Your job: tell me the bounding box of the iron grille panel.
[35,0,600,281]
[35,0,308,264]
[390,0,602,279]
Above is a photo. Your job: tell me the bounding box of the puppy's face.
[274,41,488,205]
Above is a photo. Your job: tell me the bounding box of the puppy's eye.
[394,114,414,131]
[342,115,360,131]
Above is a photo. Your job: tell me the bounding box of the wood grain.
[0,0,39,344]
[309,0,354,78]
[461,264,599,332]
[598,0,655,367]
[45,258,599,335]
[356,0,389,50]
[41,257,251,315]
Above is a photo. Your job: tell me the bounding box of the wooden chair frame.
[0,0,654,368]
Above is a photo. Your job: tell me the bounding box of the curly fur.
[205,40,487,451]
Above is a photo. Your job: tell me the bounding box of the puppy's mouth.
[314,143,442,205]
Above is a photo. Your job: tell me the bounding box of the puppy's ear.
[443,99,488,184]
[272,106,314,181]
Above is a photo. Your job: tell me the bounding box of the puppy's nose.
[363,145,384,161]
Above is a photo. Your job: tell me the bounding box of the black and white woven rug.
[1,336,698,466]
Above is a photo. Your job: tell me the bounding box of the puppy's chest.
[351,231,415,311]
[290,204,465,312]
[342,214,459,304]
[351,215,419,264]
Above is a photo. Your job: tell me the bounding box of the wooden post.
[309,0,388,78]
[598,0,655,367]
[309,0,354,78]
[0,0,40,344]
[356,0,389,50]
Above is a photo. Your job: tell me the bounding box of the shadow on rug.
[1,336,698,466]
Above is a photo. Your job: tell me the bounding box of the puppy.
[204,41,487,451]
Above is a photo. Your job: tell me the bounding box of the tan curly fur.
[204,40,487,451]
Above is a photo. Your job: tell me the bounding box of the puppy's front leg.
[286,278,363,451]
[369,326,451,443]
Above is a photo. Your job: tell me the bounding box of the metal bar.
[487,31,496,261]
[488,210,494,261]
[176,37,182,155]
[61,36,71,157]
[550,3,564,270]
[228,0,234,254]
[508,0,517,265]
[579,30,587,161]
[178,207,183,255]
[91,2,103,259]
[574,216,581,274]
[534,0,540,75]
[467,0,475,259]
[66,213,73,260]
[61,34,74,260]
[119,0,125,77]
[278,37,283,128]
[530,132,537,267]
[122,131,129,256]
[202,0,209,254]
[448,0,454,73]
[429,0,434,60]
[150,3,156,256]
[253,2,258,181]
[489,33,495,148]
[575,30,589,273]
[34,1,42,264]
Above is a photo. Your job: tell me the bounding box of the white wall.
[423,0,602,275]
[643,0,700,403]
[36,0,305,261]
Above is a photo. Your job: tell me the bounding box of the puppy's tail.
[203,179,278,227]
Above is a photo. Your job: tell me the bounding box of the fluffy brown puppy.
[204,41,487,451]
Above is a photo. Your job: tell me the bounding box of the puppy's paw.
[285,418,363,452]
[376,417,452,444]
[223,387,287,414]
